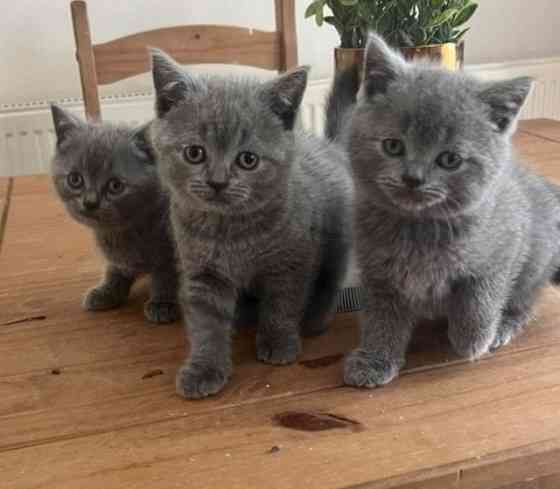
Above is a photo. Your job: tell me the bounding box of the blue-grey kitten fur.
[149,50,354,399]
[50,105,180,323]
[327,34,560,388]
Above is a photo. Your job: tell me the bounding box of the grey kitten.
[327,34,560,388]
[149,50,353,399]
[50,105,180,323]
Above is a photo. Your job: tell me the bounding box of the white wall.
[1,0,559,107]
[467,0,560,64]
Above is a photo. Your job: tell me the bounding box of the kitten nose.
[401,174,424,189]
[82,193,100,211]
[207,180,228,192]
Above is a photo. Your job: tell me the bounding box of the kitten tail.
[325,67,360,141]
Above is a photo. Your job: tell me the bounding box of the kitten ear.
[261,66,309,130]
[479,77,533,133]
[131,123,155,163]
[50,104,84,146]
[362,33,407,98]
[150,48,199,117]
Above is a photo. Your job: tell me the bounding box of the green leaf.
[304,1,322,19]
[451,26,470,42]
[338,0,359,5]
[428,8,459,28]
[316,6,325,26]
[453,3,478,27]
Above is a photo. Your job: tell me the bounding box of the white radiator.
[2,57,560,177]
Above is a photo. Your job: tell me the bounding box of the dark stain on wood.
[268,445,281,454]
[142,369,164,380]
[273,411,363,432]
[51,368,61,375]
[2,315,47,326]
[299,353,344,369]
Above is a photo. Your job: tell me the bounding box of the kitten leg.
[447,276,506,360]
[490,289,539,351]
[175,271,236,399]
[256,279,306,365]
[490,308,531,352]
[144,267,181,324]
[83,265,135,311]
[344,281,415,388]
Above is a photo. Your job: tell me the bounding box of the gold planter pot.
[400,42,465,71]
[334,47,366,74]
[334,42,464,78]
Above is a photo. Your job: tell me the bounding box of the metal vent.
[336,286,363,313]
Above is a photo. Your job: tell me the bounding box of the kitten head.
[350,33,532,217]
[50,105,159,229]
[149,49,309,215]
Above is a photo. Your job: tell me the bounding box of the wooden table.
[1,120,560,489]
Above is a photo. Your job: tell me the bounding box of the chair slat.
[94,25,281,85]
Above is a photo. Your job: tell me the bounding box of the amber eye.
[382,139,406,157]
[236,151,260,171]
[107,178,125,195]
[183,145,206,164]
[67,172,84,189]
[436,151,463,171]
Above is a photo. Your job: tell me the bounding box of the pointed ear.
[479,77,533,133]
[131,123,155,163]
[50,104,84,146]
[150,48,199,117]
[362,33,407,98]
[261,66,309,130]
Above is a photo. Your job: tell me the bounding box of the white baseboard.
[2,57,560,177]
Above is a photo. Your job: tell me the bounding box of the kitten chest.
[364,232,466,310]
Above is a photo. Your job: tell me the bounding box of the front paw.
[344,349,400,388]
[448,325,494,360]
[83,286,127,311]
[144,300,181,324]
[256,334,301,365]
[489,328,514,353]
[176,362,230,399]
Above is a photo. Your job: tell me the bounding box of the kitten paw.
[489,329,514,353]
[144,300,180,324]
[176,363,230,399]
[256,334,301,365]
[82,286,127,311]
[344,349,400,388]
[448,327,493,360]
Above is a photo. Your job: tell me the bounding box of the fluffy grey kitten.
[327,34,560,388]
[50,105,180,323]
[149,50,353,399]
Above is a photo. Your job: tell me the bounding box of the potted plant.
[306,0,478,74]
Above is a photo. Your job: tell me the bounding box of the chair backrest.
[70,0,298,120]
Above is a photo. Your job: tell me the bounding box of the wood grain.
[519,118,560,143]
[275,0,298,71]
[2,120,560,488]
[93,25,281,84]
[70,0,298,119]
[0,176,13,255]
[71,0,101,120]
[2,347,560,489]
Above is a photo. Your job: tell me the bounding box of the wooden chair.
[70,0,298,120]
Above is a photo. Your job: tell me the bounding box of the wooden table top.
[2,120,560,489]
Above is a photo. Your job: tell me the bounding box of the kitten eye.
[236,151,260,171]
[67,172,84,190]
[107,178,125,195]
[382,139,406,157]
[183,145,206,164]
[436,151,463,171]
